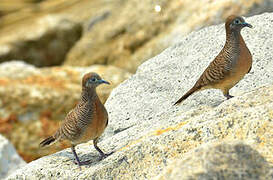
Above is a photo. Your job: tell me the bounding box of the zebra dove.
[174,15,253,105]
[40,72,111,168]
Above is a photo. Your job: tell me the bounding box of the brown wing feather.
[57,101,92,142]
[196,53,232,88]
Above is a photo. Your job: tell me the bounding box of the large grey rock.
[7,13,273,179]
[0,135,26,179]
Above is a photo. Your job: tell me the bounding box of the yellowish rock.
[0,14,82,66]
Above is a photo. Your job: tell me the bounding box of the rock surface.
[0,61,131,162]
[6,13,273,179]
[0,134,26,179]
[0,14,82,66]
[155,141,271,180]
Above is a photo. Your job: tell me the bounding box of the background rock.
[0,134,26,179]
[7,13,273,179]
[155,141,271,180]
[64,0,273,72]
[0,61,131,162]
[0,0,46,17]
[1,0,273,71]
[0,15,82,66]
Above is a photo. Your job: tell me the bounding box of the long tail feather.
[174,86,200,105]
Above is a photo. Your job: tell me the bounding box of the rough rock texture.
[155,141,271,179]
[0,14,82,66]
[6,13,273,179]
[0,134,26,179]
[0,61,131,162]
